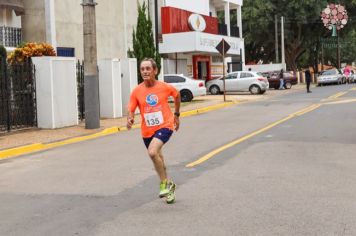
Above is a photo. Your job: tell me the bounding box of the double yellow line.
[186,89,353,168]
[186,104,321,168]
[327,92,347,100]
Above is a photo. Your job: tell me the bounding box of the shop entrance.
[193,55,211,81]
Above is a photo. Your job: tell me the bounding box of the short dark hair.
[140,58,157,70]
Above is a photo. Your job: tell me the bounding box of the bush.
[0,45,7,61]
[8,42,56,64]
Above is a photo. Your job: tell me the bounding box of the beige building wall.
[22,0,145,60]
[21,0,46,42]
[0,9,22,27]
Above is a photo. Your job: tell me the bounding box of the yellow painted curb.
[0,143,45,160]
[0,101,239,160]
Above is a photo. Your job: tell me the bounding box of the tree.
[129,1,161,83]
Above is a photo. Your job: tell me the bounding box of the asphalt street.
[1,84,356,236]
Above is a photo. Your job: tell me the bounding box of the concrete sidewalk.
[0,86,305,152]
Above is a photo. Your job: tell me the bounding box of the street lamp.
[321,3,348,69]
[82,0,100,129]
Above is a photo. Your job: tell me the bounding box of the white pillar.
[224,2,230,36]
[98,59,123,118]
[121,58,138,114]
[45,0,57,50]
[32,57,78,129]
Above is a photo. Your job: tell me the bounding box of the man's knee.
[148,148,159,159]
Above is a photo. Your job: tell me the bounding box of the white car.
[206,71,269,95]
[318,69,345,86]
[164,74,206,102]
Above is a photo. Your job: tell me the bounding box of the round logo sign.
[146,94,158,106]
[188,14,207,32]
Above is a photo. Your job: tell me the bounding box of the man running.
[127,58,181,204]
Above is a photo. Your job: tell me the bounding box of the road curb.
[0,101,239,160]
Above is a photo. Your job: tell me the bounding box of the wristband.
[174,112,180,117]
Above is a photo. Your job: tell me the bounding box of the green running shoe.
[166,181,176,204]
[159,180,169,198]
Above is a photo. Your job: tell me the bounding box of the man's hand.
[126,116,134,130]
[174,116,180,131]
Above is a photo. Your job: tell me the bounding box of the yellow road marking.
[324,98,356,105]
[0,101,239,160]
[186,104,322,168]
[350,87,356,91]
[327,92,347,100]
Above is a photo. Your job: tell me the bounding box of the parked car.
[317,69,345,86]
[205,71,269,95]
[350,70,356,83]
[163,74,206,102]
[262,71,298,89]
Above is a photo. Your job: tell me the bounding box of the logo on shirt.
[146,94,158,106]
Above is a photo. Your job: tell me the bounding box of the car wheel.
[284,82,292,89]
[249,85,261,95]
[180,90,193,102]
[209,85,220,95]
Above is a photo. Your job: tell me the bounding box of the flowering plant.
[8,42,56,64]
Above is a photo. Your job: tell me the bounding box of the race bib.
[144,111,164,127]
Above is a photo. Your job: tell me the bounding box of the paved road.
[1,84,356,236]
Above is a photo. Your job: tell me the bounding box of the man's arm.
[173,93,181,131]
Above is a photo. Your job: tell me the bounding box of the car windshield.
[321,70,336,75]
[257,72,264,77]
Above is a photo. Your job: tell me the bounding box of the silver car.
[206,71,269,95]
[317,69,345,86]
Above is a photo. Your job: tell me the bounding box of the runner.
[127,58,181,204]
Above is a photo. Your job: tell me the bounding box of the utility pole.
[337,31,340,69]
[275,15,279,63]
[281,16,286,70]
[82,0,100,129]
[154,0,159,51]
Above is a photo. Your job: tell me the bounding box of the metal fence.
[76,60,85,120]
[0,59,37,133]
[0,26,22,48]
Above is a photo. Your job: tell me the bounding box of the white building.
[0,0,23,51]
[0,0,144,60]
[156,0,245,80]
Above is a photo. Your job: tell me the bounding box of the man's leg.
[147,138,166,181]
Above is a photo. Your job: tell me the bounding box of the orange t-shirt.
[128,81,179,138]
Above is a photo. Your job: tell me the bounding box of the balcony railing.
[218,24,240,38]
[0,26,22,47]
[230,26,239,38]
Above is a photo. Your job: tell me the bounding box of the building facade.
[157,0,245,80]
[11,0,143,60]
[0,0,23,50]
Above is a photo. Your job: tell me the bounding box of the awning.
[0,0,24,16]
[159,31,243,56]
